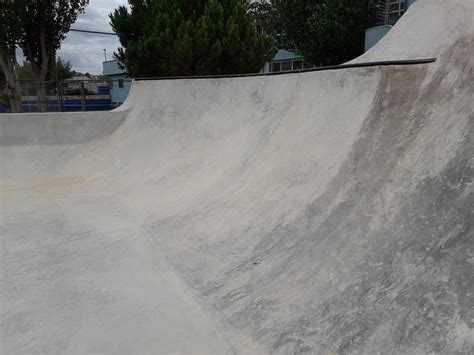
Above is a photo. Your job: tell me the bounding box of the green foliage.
[248,0,278,37]
[17,61,34,80]
[18,57,74,81]
[0,0,24,59]
[20,1,89,73]
[54,57,74,80]
[271,0,375,66]
[110,0,276,77]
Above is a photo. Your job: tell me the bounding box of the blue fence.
[21,95,112,112]
[0,79,115,113]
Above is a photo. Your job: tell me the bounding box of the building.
[64,74,108,95]
[373,0,412,26]
[261,49,315,74]
[102,60,132,107]
[365,0,417,51]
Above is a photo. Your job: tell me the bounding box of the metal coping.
[134,58,436,81]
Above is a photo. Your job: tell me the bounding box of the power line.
[70,28,117,36]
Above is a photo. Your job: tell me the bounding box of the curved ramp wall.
[1,0,473,353]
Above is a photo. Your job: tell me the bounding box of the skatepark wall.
[1,1,473,353]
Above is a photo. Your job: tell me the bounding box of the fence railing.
[0,79,126,113]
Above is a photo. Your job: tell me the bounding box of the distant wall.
[365,25,392,52]
[108,76,132,106]
[103,60,132,106]
[103,60,126,76]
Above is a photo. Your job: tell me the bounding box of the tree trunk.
[4,83,22,113]
[0,53,22,113]
[35,71,48,112]
[30,54,49,112]
[35,23,49,112]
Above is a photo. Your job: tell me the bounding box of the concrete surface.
[1,1,473,353]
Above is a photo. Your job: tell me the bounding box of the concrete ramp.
[1,1,473,353]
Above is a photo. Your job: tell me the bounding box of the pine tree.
[110,0,276,77]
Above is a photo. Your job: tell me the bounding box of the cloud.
[57,0,129,74]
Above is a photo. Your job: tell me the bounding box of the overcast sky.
[58,0,129,75]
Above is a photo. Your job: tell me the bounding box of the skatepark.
[1,0,473,353]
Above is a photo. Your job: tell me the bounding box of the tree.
[248,0,278,37]
[271,0,375,66]
[110,0,276,77]
[0,0,24,112]
[17,57,74,96]
[19,0,89,111]
[0,65,12,112]
[18,61,33,80]
[53,57,74,80]
[0,66,5,87]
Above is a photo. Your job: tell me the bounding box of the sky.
[58,0,129,75]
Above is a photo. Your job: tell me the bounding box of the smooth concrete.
[1,1,473,353]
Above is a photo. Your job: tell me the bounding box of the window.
[118,79,124,89]
[281,61,292,71]
[271,58,308,73]
[388,0,406,24]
